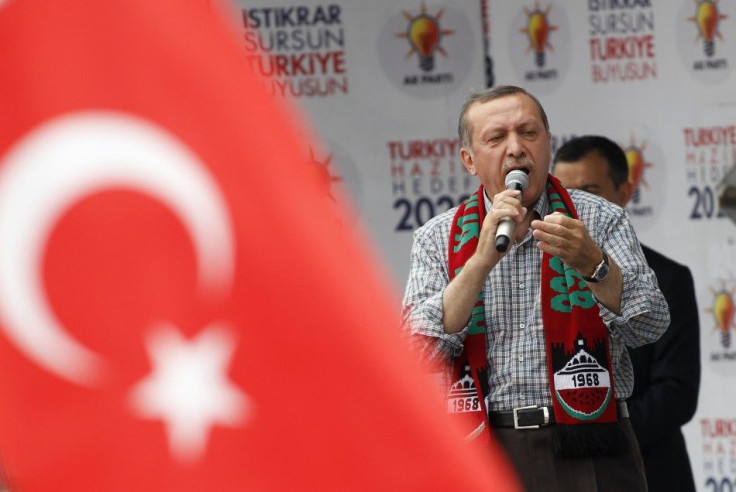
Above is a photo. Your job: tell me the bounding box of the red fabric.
[0,0,520,490]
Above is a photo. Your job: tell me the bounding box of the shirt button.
[518,356,524,362]
[520,394,526,400]
[519,323,525,329]
[519,283,525,290]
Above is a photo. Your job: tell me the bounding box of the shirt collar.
[482,184,549,248]
[483,185,549,218]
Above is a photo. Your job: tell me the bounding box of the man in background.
[553,135,700,491]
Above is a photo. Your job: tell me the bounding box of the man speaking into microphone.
[401,85,669,491]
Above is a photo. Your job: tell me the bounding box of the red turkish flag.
[0,0,519,490]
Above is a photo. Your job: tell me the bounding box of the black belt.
[488,401,629,429]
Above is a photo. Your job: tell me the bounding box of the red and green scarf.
[447,175,620,451]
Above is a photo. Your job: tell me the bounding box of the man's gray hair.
[458,85,550,150]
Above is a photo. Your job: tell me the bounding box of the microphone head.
[505,170,530,191]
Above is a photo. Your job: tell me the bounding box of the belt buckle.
[512,405,549,430]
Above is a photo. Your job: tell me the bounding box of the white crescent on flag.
[0,112,235,386]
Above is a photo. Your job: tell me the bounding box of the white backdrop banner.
[236,1,736,490]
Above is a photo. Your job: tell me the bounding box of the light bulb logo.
[621,137,653,205]
[688,0,728,58]
[707,287,736,348]
[396,3,454,72]
[409,16,439,71]
[519,2,557,68]
[626,148,644,189]
[528,11,549,67]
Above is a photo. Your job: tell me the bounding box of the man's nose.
[506,132,524,157]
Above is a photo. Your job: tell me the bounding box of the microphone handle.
[494,182,523,253]
[495,218,514,252]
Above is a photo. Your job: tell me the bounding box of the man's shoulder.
[641,244,693,277]
[566,188,624,223]
[414,205,459,238]
[567,188,621,211]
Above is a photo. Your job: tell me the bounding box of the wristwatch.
[583,250,609,283]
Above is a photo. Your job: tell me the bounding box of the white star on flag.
[129,322,252,463]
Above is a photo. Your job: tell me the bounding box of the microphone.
[495,170,530,252]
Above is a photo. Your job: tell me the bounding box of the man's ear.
[460,148,476,175]
[617,180,635,207]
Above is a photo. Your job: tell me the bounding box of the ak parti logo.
[303,141,363,216]
[688,0,729,58]
[622,137,654,196]
[519,1,558,68]
[677,0,731,81]
[615,129,665,226]
[707,285,736,349]
[704,281,736,371]
[307,147,342,202]
[395,2,454,72]
[377,1,474,97]
[508,1,569,91]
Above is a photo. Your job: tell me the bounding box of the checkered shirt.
[401,187,670,412]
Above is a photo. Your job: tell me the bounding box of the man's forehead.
[559,152,606,168]
[469,94,543,125]
[554,159,610,184]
